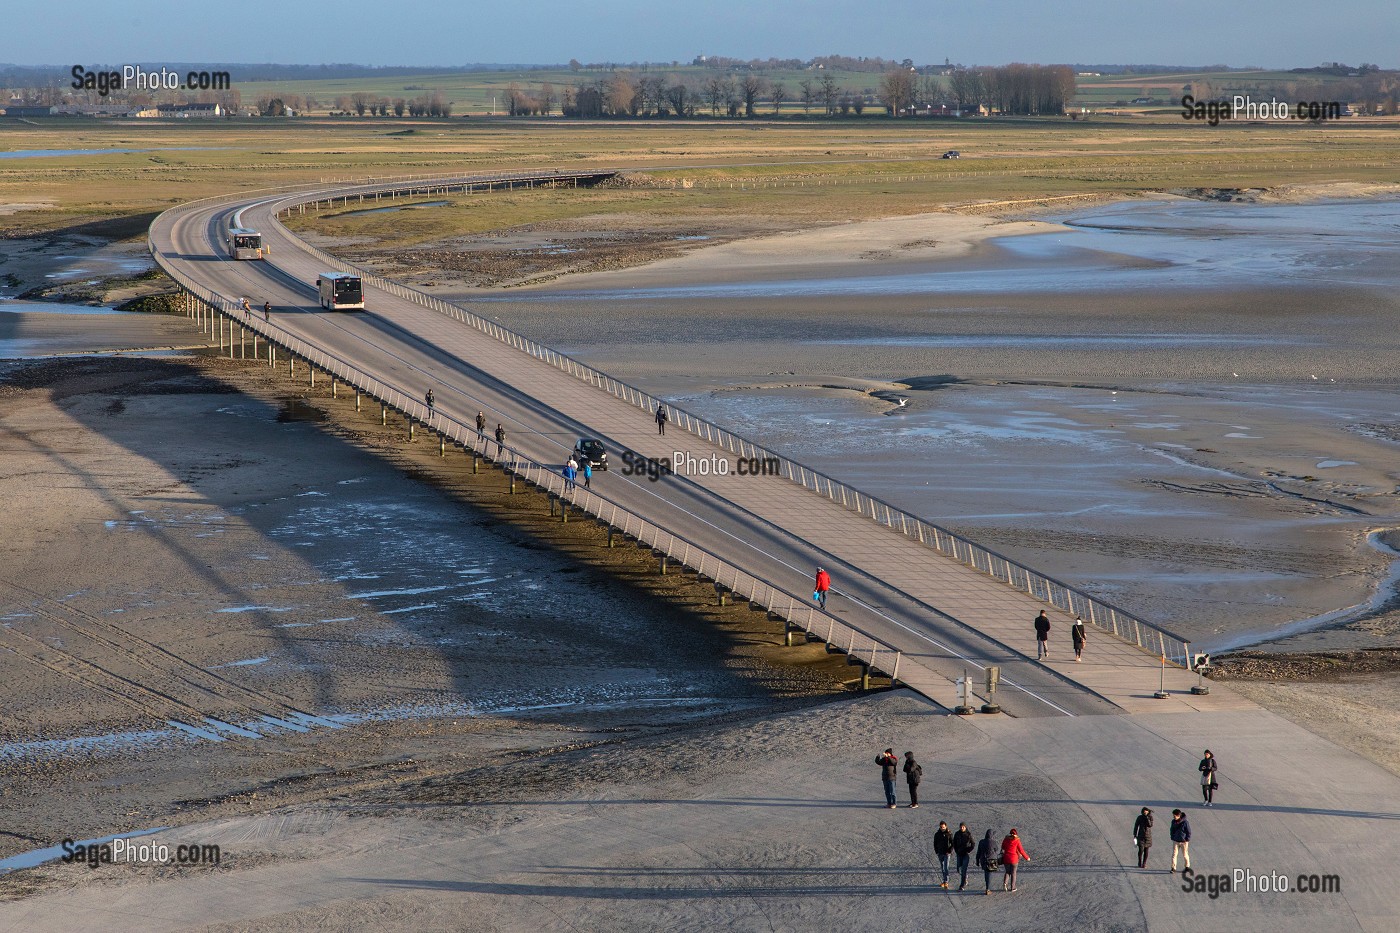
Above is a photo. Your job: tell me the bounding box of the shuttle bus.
[225,226,265,260]
[317,272,364,310]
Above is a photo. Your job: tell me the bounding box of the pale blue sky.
[7,0,1397,68]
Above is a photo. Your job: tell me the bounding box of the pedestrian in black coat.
[902,751,922,809]
[933,821,954,889]
[975,829,997,895]
[876,748,898,809]
[1199,750,1218,806]
[1133,806,1154,869]
[953,823,976,890]
[1034,610,1051,660]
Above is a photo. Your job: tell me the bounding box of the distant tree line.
[332,91,452,117]
[946,65,1076,115]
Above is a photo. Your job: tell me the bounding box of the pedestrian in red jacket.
[814,567,831,610]
[1000,829,1030,892]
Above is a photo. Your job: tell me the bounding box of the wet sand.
[446,198,1400,655]
[0,347,854,864]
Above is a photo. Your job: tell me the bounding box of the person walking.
[1169,809,1191,873]
[902,751,922,808]
[1071,615,1087,662]
[1000,828,1030,892]
[1034,610,1051,660]
[476,411,486,436]
[494,423,506,459]
[655,405,668,435]
[1132,806,1154,869]
[564,456,578,491]
[582,460,592,489]
[424,389,435,415]
[975,829,998,895]
[240,297,251,317]
[1199,750,1218,806]
[933,821,954,889]
[953,823,976,891]
[262,301,271,322]
[876,748,898,809]
[814,567,831,610]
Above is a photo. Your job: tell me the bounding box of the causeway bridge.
[149,169,1238,720]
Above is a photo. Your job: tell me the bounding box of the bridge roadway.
[151,181,1248,720]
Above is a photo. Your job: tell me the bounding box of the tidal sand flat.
[475,197,1400,652]
[0,341,852,864]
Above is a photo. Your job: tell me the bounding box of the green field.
[3,117,1395,240]
[234,65,894,115]
[224,66,1377,116]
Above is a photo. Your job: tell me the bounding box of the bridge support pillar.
[239,327,245,358]
[549,495,556,516]
[659,555,667,575]
[607,527,616,548]
[331,378,337,398]
[381,404,388,426]
[472,454,479,474]
[715,585,727,606]
[289,356,295,377]
[253,334,259,358]
[509,472,516,494]
[309,367,315,388]
[439,436,446,457]
[858,664,871,690]
[560,503,568,523]
[408,422,415,441]
[354,391,360,412]
[784,621,801,647]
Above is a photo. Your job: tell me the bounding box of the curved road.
[151,179,1184,719]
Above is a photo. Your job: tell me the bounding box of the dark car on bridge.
[574,438,608,471]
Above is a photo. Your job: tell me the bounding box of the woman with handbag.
[1199,750,1218,806]
[975,829,998,895]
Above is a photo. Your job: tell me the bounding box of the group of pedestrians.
[877,746,1220,891]
[562,455,592,491]
[1032,610,1088,662]
[876,749,1031,894]
[1130,750,1217,873]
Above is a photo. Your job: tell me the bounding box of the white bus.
[225,227,265,260]
[317,272,364,310]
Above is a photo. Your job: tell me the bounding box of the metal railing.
[147,224,907,685]
[257,174,1195,669]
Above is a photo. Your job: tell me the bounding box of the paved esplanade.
[150,182,1245,719]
